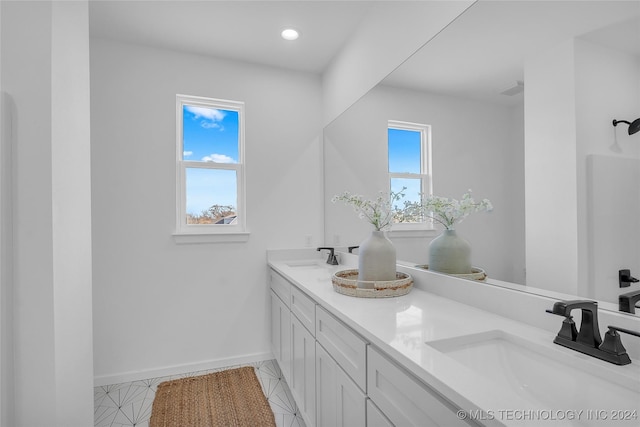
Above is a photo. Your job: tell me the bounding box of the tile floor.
[94,359,306,427]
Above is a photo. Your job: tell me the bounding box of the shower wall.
[588,155,640,304]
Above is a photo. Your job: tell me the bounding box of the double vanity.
[268,249,640,426]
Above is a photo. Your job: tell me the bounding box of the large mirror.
[324,0,640,314]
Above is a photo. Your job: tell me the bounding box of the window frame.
[174,94,248,241]
[388,120,433,231]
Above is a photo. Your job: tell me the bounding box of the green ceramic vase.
[429,229,472,274]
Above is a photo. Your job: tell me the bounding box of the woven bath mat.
[149,366,276,427]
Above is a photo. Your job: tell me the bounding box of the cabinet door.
[291,315,316,427]
[368,346,472,427]
[316,343,338,427]
[316,343,366,427]
[270,290,291,382]
[336,358,366,427]
[366,400,393,427]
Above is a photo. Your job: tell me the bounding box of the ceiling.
[89,1,640,106]
[89,0,375,74]
[382,0,640,106]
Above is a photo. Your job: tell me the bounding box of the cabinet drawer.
[270,270,291,307]
[368,346,473,427]
[291,286,316,336]
[316,306,367,391]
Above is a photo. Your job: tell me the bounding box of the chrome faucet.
[317,247,338,265]
[619,289,640,314]
[547,299,640,365]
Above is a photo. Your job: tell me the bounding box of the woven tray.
[415,265,487,281]
[331,269,413,298]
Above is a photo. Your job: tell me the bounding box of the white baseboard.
[93,352,274,387]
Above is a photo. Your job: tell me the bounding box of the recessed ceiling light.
[281,28,299,41]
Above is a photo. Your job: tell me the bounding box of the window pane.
[183,105,239,163]
[185,168,237,225]
[388,128,421,173]
[391,177,422,223]
[391,178,422,206]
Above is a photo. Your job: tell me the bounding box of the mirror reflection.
[324,0,640,315]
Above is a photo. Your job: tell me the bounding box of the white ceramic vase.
[429,229,472,274]
[358,230,397,283]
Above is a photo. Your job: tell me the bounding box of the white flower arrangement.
[332,189,406,231]
[406,189,492,230]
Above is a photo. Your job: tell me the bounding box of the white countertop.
[268,249,640,427]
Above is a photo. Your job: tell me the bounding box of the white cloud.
[183,150,193,157]
[202,153,235,163]
[184,105,226,129]
[200,121,223,130]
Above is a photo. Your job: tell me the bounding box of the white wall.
[51,3,94,425]
[324,84,524,283]
[0,3,11,426]
[524,40,579,296]
[90,39,323,384]
[507,103,526,285]
[1,1,94,425]
[322,1,473,126]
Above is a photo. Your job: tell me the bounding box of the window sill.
[173,231,250,244]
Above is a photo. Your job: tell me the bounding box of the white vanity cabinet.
[315,306,367,390]
[316,342,366,427]
[291,286,316,333]
[270,270,317,427]
[269,266,478,427]
[368,346,476,427]
[366,400,393,427]
[270,290,291,381]
[291,314,316,427]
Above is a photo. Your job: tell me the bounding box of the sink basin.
[285,260,330,269]
[426,330,640,413]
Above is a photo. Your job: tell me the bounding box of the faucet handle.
[559,316,578,341]
[619,269,639,288]
[546,309,578,341]
[606,326,640,339]
[598,326,640,365]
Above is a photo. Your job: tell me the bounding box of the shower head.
[613,118,640,135]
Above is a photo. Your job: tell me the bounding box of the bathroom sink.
[285,260,332,269]
[426,330,640,412]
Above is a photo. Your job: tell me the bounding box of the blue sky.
[183,105,239,163]
[183,105,239,215]
[186,168,237,216]
[389,128,423,205]
[388,128,421,174]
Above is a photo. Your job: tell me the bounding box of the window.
[388,120,432,227]
[175,95,247,240]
